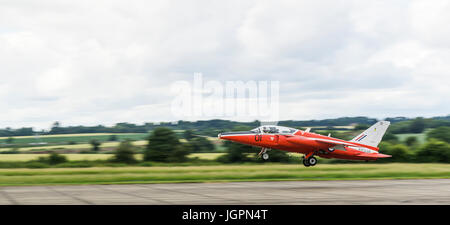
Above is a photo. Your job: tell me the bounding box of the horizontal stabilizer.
[355,152,392,158]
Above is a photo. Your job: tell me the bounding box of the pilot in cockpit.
[252,126,297,134]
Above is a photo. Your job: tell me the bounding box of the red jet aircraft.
[218,121,391,167]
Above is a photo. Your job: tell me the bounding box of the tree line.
[2,124,449,168]
[110,125,450,164]
[1,115,449,137]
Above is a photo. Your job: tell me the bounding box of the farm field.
[0,154,116,161]
[0,133,149,146]
[0,163,448,186]
[0,140,148,152]
[0,133,138,139]
[188,153,225,160]
[0,153,226,161]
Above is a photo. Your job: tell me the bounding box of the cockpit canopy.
[251,125,298,134]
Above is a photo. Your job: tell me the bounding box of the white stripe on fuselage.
[350,147,378,154]
[219,134,257,137]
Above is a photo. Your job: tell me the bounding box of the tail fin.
[350,121,390,147]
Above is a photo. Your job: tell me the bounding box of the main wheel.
[302,159,310,167]
[262,153,269,160]
[308,156,317,166]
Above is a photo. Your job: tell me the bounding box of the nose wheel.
[258,148,270,160]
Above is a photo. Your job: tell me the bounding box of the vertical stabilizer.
[350,121,390,147]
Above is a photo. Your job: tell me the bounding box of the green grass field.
[0,163,448,186]
[188,153,225,160]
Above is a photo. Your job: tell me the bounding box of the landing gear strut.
[258,148,270,160]
[302,152,318,167]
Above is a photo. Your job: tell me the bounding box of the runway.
[0,179,449,205]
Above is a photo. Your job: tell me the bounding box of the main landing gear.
[302,152,318,167]
[303,156,317,167]
[258,148,270,160]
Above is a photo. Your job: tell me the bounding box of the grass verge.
[0,163,448,186]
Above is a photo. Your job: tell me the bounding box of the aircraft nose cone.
[217,131,255,142]
[218,132,234,140]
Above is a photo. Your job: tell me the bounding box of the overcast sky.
[1,0,449,129]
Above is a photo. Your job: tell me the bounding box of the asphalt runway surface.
[0,179,449,205]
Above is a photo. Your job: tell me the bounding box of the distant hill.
[1,115,449,137]
[278,117,378,127]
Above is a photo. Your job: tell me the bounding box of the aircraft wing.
[311,138,359,147]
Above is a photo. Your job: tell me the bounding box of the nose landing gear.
[258,148,270,160]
